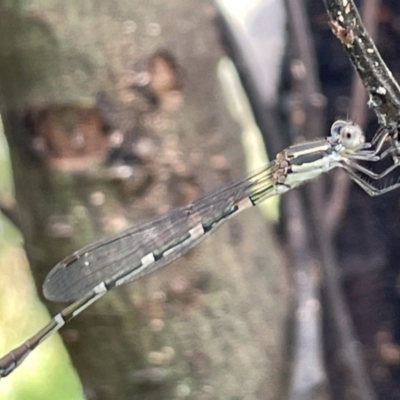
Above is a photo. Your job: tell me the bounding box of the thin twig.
[314,225,377,400]
[285,1,378,399]
[285,191,329,400]
[285,0,326,141]
[284,1,329,399]
[325,0,380,235]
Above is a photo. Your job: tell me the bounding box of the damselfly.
[1,120,399,377]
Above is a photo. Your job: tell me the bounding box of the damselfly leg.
[355,125,400,169]
[344,156,400,180]
[343,166,400,196]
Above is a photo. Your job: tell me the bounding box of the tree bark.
[0,1,289,399]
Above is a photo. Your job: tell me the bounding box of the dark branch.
[323,0,400,129]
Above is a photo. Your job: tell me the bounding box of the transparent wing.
[43,163,278,302]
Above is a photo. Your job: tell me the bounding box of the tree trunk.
[0,1,290,399]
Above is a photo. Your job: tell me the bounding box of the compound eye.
[330,120,365,149]
[340,123,365,149]
[330,120,348,140]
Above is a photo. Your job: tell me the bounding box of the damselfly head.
[330,120,365,150]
